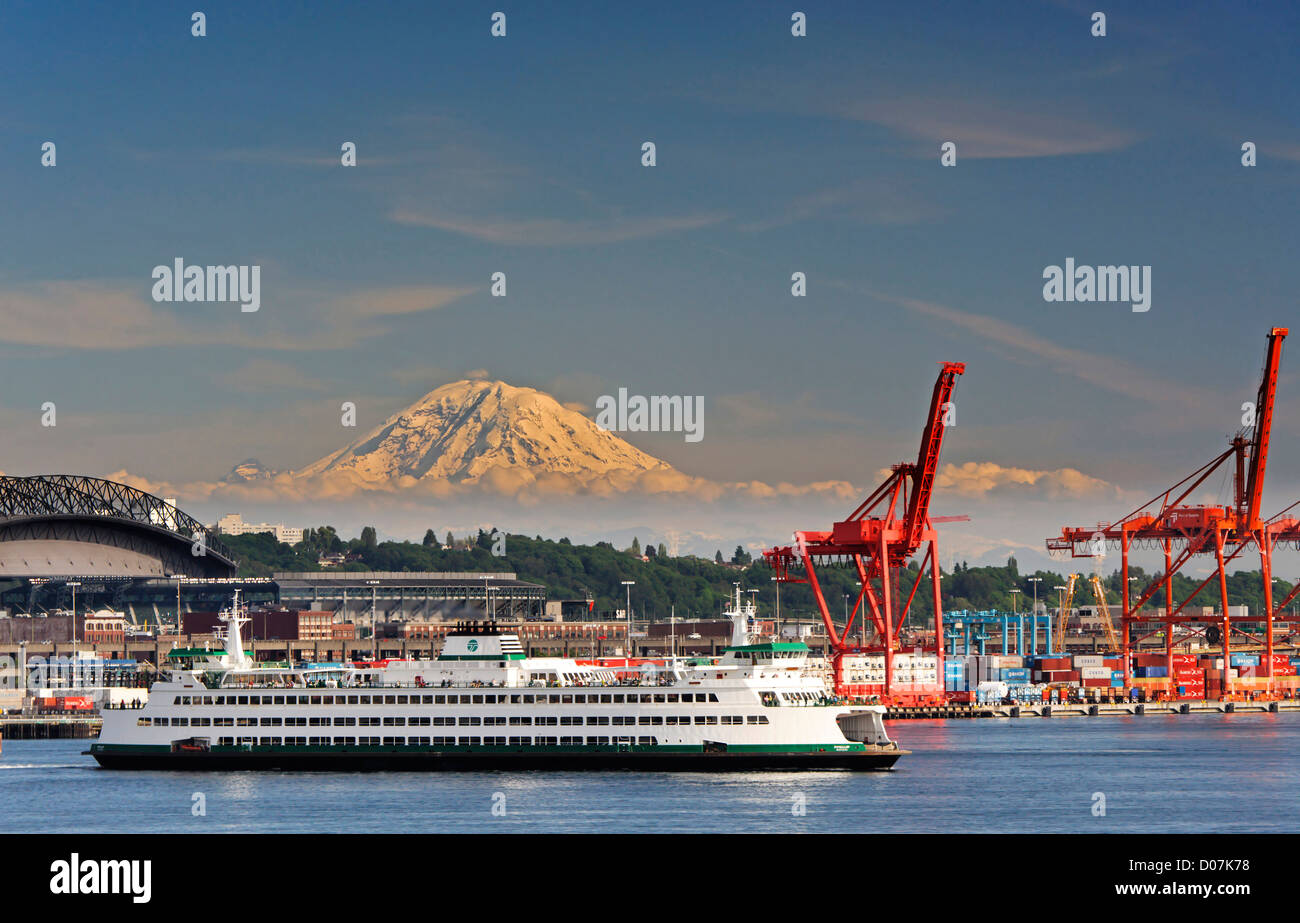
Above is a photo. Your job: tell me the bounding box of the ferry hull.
[90,745,905,772]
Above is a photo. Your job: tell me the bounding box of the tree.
[422,529,440,548]
[658,542,667,558]
[715,549,724,564]
[645,544,657,559]
[731,545,752,566]
[361,526,378,550]
[631,537,641,556]
[445,531,455,549]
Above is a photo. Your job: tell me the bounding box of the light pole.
[771,576,781,630]
[169,574,185,635]
[366,579,380,661]
[1027,577,1042,652]
[621,580,635,657]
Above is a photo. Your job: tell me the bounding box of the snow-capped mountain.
[221,458,279,483]
[297,379,675,484]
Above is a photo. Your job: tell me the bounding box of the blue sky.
[2,0,1299,567]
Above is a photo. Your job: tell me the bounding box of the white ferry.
[90,592,904,771]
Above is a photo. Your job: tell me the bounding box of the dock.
[886,699,1300,719]
[0,716,101,739]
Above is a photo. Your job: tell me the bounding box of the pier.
[886,699,1300,719]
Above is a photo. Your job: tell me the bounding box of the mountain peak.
[298,378,674,485]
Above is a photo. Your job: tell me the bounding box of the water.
[2,715,1296,833]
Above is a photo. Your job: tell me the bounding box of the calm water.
[2,715,1296,833]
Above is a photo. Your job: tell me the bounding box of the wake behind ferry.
[90,591,905,771]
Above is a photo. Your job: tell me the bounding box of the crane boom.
[1243,327,1287,527]
[903,362,966,548]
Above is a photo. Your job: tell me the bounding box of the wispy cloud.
[389,208,727,246]
[849,286,1220,414]
[0,281,475,351]
[838,96,1136,159]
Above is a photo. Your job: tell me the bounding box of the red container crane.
[1046,328,1288,695]
[764,362,966,702]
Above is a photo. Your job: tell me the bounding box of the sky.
[2,0,1299,574]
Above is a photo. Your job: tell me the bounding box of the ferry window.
[536,716,557,726]
[458,716,481,726]
[509,716,532,726]
[397,695,409,705]
[384,695,396,705]
[334,737,355,746]
[272,696,284,705]
[359,717,379,726]
[433,716,454,726]
[237,696,248,705]
[654,694,665,703]
[548,694,560,704]
[422,695,434,704]
[521,695,534,704]
[433,737,455,746]
[358,695,371,705]
[471,695,484,705]
[434,695,446,704]
[638,736,657,746]
[262,737,281,746]
[219,737,236,746]
[588,736,609,745]
[411,737,430,746]
[172,696,180,705]
[359,736,379,746]
[410,717,430,727]
[665,716,678,725]
[560,736,581,746]
[458,736,481,745]
[601,694,612,704]
[709,694,719,702]
[192,718,211,727]
[667,694,679,703]
[561,694,573,704]
[459,695,472,704]
[560,716,580,726]
[509,736,529,746]
[238,717,256,727]
[536,736,557,746]
[692,717,705,725]
[332,717,354,727]
[484,736,505,746]
[310,717,329,727]
[321,695,334,705]
[309,736,329,746]
[136,717,151,727]
[612,694,624,704]
[382,737,401,746]
[382,717,405,726]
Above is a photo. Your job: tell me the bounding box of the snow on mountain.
[297,379,675,485]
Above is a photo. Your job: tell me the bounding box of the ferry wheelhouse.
[91,592,905,771]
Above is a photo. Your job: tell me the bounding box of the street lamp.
[621,580,635,657]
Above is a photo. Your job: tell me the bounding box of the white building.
[215,513,304,546]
